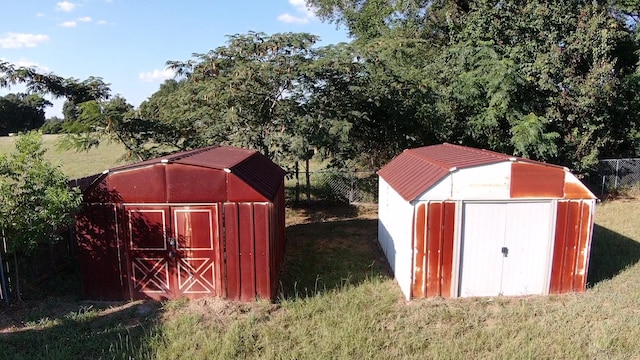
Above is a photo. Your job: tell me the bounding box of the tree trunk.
[295,161,300,206]
[305,158,311,203]
[13,252,21,303]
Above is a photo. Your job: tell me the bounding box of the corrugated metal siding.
[412,201,456,298]
[377,178,415,300]
[510,162,565,198]
[75,146,286,302]
[378,143,585,203]
[231,154,287,201]
[408,143,510,169]
[550,200,594,293]
[222,202,277,301]
[76,204,127,300]
[78,146,285,203]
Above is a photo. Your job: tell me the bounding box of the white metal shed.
[377,143,596,300]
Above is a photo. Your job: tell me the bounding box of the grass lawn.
[0,134,129,179]
[1,199,640,359]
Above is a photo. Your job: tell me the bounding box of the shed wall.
[76,204,127,300]
[412,201,456,298]
[378,178,415,300]
[549,199,595,293]
[77,170,285,302]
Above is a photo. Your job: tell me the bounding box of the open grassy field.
[0,134,129,179]
[1,199,640,359]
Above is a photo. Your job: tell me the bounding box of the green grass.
[1,138,640,358]
[0,134,129,179]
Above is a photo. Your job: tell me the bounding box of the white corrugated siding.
[378,177,415,300]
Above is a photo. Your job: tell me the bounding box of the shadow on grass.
[278,218,391,299]
[0,258,162,360]
[0,299,161,360]
[287,201,361,223]
[587,223,640,286]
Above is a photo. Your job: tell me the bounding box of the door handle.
[501,247,509,257]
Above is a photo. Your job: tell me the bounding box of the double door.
[458,202,554,297]
[125,205,220,300]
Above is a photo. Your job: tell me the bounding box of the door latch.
[501,247,509,257]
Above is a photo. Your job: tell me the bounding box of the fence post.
[614,159,619,189]
[305,158,311,203]
[295,161,300,205]
[0,231,9,304]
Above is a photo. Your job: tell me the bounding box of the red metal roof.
[72,145,286,201]
[378,143,565,201]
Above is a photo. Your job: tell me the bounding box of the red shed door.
[125,205,220,300]
[173,207,219,298]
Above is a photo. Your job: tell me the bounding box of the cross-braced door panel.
[125,205,220,300]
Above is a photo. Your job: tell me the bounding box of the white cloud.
[277,13,309,24]
[0,33,50,49]
[138,68,176,82]
[277,0,317,24]
[77,16,92,22]
[36,13,45,17]
[60,21,77,27]
[56,1,76,12]
[96,20,108,25]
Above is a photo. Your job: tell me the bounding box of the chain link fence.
[588,158,640,195]
[287,170,378,204]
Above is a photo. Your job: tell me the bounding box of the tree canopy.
[307,0,640,172]
[0,93,51,135]
[3,1,640,174]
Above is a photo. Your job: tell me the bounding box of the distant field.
[0,134,129,179]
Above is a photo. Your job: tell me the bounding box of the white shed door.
[459,202,553,297]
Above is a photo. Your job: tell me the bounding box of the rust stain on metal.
[412,203,427,298]
[564,181,595,199]
[550,201,569,294]
[510,162,564,198]
[440,202,456,298]
[426,202,443,297]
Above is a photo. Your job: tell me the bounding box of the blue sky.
[0,0,349,117]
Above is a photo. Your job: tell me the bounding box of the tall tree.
[308,0,640,173]
[136,32,321,165]
[0,93,51,135]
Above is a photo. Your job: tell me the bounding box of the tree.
[0,132,82,301]
[308,0,640,173]
[135,32,321,165]
[0,93,52,135]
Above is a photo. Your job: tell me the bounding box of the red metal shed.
[72,146,286,302]
[377,143,596,300]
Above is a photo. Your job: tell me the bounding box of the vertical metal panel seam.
[559,201,571,292]
[451,200,463,297]
[543,200,558,294]
[438,203,445,296]
[582,200,596,290]
[251,203,257,299]
[113,204,125,296]
[574,201,586,291]
[410,205,416,299]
